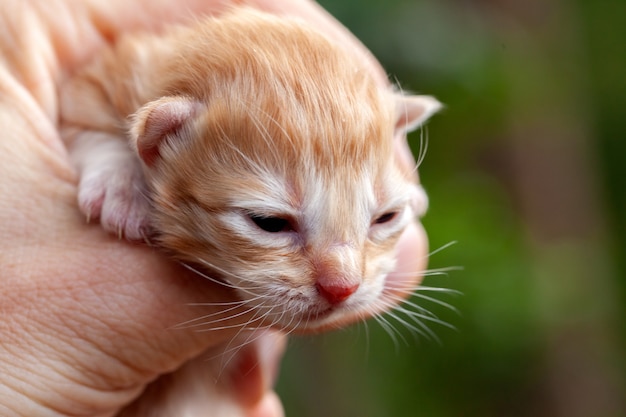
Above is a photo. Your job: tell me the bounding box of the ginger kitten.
[61,7,440,414]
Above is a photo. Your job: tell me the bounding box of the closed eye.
[373,211,399,225]
[249,214,294,233]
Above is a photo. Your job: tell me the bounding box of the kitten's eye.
[249,214,293,233]
[374,211,398,225]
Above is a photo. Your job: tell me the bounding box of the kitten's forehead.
[214,86,395,172]
[176,10,397,170]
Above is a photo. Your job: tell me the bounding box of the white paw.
[77,163,151,240]
[71,132,152,240]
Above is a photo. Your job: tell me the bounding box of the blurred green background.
[275,1,626,416]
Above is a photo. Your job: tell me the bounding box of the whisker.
[220,329,264,360]
[192,319,269,333]
[393,80,430,174]
[377,294,448,343]
[384,307,440,345]
[183,293,267,317]
[192,257,277,290]
[387,266,464,279]
[203,311,278,376]
[384,294,439,320]
[414,125,429,170]
[185,260,266,297]
[194,297,278,333]
[415,286,463,295]
[419,270,458,278]
[186,300,249,307]
[173,304,247,328]
[181,262,238,290]
[172,304,259,330]
[411,292,460,314]
[428,240,458,257]
[372,251,462,347]
[372,314,402,351]
[383,240,461,282]
[397,305,457,331]
[423,265,465,274]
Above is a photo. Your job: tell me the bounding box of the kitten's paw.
[77,164,151,241]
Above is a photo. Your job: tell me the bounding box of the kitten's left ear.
[130,96,203,167]
[394,95,442,135]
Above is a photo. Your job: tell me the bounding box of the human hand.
[0,0,427,415]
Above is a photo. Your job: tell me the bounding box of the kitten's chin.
[284,305,371,335]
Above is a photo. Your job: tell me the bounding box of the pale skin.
[0,0,428,415]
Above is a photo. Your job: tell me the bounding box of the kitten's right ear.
[130,96,203,166]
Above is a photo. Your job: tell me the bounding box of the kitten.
[61,7,440,415]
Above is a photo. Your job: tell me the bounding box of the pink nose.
[316,281,359,305]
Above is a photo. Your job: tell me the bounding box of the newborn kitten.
[61,7,439,415]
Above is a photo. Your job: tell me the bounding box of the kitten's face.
[139,93,429,333]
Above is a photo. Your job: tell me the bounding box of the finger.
[55,0,388,86]
[386,220,429,299]
[226,331,287,408]
[248,391,285,417]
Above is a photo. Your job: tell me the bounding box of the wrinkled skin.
[0,0,428,415]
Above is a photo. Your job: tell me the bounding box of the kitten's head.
[130,11,440,333]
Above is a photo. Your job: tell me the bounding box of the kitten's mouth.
[290,305,360,334]
[304,307,334,321]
